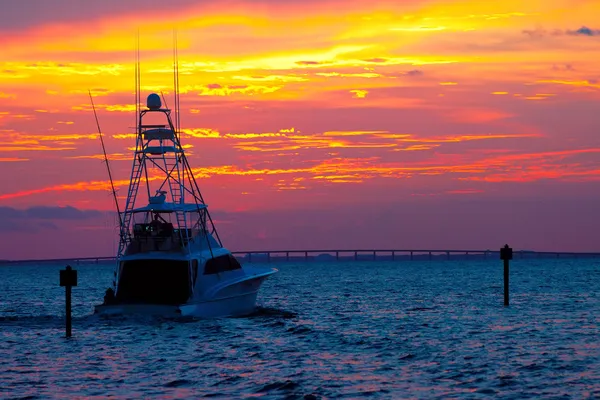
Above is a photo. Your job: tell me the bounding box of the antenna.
[172,29,181,133]
[136,30,141,133]
[176,32,181,134]
[88,90,124,232]
[160,90,170,110]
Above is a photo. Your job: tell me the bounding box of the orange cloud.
[5,145,599,201]
[72,104,136,112]
[2,0,600,214]
[112,134,137,140]
[0,132,98,152]
[197,84,282,96]
[219,130,540,153]
[67,153,131,161]
[447,189,484,194]
[0,157,29,162]
[535,80,600,89]
[445,108,515,124]
[350,89,368,98]
[0,179,129,200]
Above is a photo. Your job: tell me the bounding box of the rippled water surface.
[1,259,599,399]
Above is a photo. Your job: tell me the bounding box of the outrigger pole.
[170,29,220,255]
[88,91,124,232]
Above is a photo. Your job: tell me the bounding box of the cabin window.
[203,254,242,275]
[116,259,190,304]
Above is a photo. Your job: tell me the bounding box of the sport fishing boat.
[94,92,277,317]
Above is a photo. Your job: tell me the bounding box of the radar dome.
[147,93,161,110]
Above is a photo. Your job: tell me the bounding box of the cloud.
[67,153,131,161]
[71,103,135,112]
[405,69,423,76]
[552,64,574,71]
[0,0,202,31]
[0,157,29,162]
[0,143,597,202]
[521,28,562,38]
[0,206,104,233]
[37,221,59,230]
[523,26,600,38]
[180,128,538,153]
[362,58,388,63]
[350,89,368,98]
[316,71,382,78]
[566,26,600,36]
[444,108,514,124]
[535,79,600,89]
[296,61,321,65]
[232,74,308,82]
[0,205,103,220]
[197,84,282,96]
[0,132,98,152]
[3,61,124,77]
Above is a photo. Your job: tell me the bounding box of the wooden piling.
[59,265,78,338]
[500,244,513,306]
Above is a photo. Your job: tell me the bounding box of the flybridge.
[115,92,222,267]
[143,128,175,140]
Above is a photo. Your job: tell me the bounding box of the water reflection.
[0,260,599,398]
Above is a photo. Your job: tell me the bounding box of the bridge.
[2,248,600,265]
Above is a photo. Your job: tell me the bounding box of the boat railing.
[125,227,203,255]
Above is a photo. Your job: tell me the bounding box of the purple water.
[1,260,599,399]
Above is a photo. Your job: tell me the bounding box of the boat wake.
[243,306,297,319]
[0,306,296,331]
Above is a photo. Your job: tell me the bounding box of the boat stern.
[94,303,182,317]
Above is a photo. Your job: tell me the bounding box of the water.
[1,259,599,399]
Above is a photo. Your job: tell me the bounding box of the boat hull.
[94,303,181,317]
[94,273,273,318]
[179,290,259,318]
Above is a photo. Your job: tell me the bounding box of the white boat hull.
[179,290,259,317]
[94,272,273,318]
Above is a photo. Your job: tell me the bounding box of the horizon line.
[3,247,600,264]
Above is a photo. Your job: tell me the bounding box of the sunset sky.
[1,0,600,259]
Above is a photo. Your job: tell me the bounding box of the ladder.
[117,153,144,256]
[165,152,189,244]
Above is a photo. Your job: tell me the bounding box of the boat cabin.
[124,201,207,255]
[114,253,245,305]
